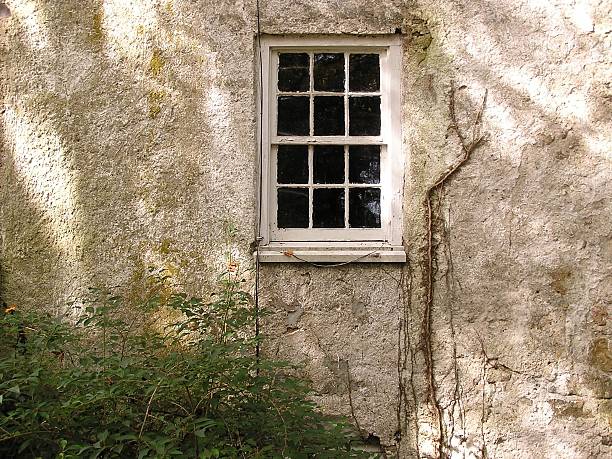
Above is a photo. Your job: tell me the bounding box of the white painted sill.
[256,243,406,263]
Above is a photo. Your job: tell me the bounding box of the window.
[258,36,405,263]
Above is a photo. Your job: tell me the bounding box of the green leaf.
[0,278,367,458]
[76,446,92,455]
[18,438,32,454]
[115,433,138,441]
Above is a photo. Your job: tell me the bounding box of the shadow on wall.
[260,0,610,455]
[1,0,259,310]
[407,1,610,456]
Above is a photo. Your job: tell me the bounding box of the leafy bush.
[0,268,369,458]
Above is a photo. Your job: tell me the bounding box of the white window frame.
[257,35,405,263]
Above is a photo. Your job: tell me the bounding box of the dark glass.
[278,96,309,135]
[278,53,309,92]
[277,187,309,228]
[313,188,345,228]
[278,145,308,184]
[349,96,380,136]
[314,96,344,135]
[314,145,344,184]
[349,54,380,92]
[349,145,380,184]
[349,188,381,228]
[314,53,344,92]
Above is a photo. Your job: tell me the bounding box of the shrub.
[0,268,370,458]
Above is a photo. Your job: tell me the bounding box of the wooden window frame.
[257,35,405,263]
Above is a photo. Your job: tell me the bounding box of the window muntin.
[260,36,402,247]
[275,52,381,138]
[274,144,382,231]
[271,49,385,240]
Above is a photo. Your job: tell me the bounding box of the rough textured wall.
[1,1,610,458]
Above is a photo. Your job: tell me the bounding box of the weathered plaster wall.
[1,1,610,458]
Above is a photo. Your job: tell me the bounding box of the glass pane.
[314,145,344,184]
[278,96,309,136]
[314,53,344,92]
[278,145,308,184]
[278,53,309,92]
[349,96,380,136]
[278,188,309,228]
[349,145,380,184]
[314,96,344,136]
[349,54,380,92]
[313,188,345,228]
[349,188,381,228]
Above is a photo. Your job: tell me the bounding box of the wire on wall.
[254,0,264,371]
[286,246,386,268]
[252,3,386,365]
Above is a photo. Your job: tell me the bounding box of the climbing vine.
[396,81,488,458]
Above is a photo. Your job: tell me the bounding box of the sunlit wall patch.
[9,0,48,50]
[102,0,159,64]
[3,106,83,266]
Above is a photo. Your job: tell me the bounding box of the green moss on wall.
[147,90,166,118]
[149,49,165,77]
[89,12,104,46]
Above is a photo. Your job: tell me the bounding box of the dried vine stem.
[422,81,488,458]
[441,203,466,447]
[389,264,420,458]
[345,362,364,439]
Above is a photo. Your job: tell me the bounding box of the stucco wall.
[1,1,610,457]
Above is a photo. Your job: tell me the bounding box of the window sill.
[256,243,406,263]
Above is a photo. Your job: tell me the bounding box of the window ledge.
[256,244,406,263]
